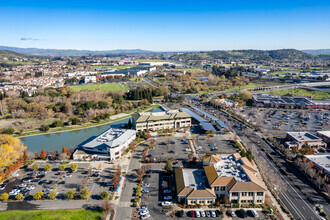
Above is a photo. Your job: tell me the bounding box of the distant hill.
[302,49,330,55]
[0,46,154,56]
[0,50,29,59]
[170,49,316,61]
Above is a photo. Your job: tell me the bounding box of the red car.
[190,210,195,217]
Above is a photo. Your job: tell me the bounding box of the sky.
[1,0,330,51]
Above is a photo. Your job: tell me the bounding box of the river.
[19,107,165,153]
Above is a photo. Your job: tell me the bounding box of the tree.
[15,193,23,200]
[59,164,66,171]
[101,199,113,213]
[23,150,28,161]
[40,150,47,159]
[80,187,90,199]
[240,149,247,157]
[150,139,156,146]
[70,163,78,172]
[40,124,49,132]
[164,161,172,173]
[129,143,135,153]
[100,191,109,200]
[66,189,76,200]
[49,191,57,200]
[44,164,52,171]
[32,163,39,172]
[62,146,68,155]
[0,135,26,169]
[0,193,9,201]
[137,168,145,182]
[246,149,253,162]
[33,191,43,200]
[58,153,69,162]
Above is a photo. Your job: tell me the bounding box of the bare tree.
[101,200,113,213]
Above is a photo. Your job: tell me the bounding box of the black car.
[32,179,40,182]
[177,210,184,217]
[38,180,47,185]
[58,180,66,184]
[236,209,248,218]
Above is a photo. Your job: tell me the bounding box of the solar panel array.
[180,108,207,122]
[192,107,218,120]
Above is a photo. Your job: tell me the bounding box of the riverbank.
[14,104,160,138]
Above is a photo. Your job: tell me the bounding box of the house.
[84,76,97,83]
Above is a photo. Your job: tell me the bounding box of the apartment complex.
[175,153,266,206]
[132,110,191,131]
[73,128,136,161]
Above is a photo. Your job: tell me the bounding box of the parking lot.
[194,135,236,155]
[0,161,114,203]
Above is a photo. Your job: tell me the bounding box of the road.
[115,146,143,220]
[196,103,329,220]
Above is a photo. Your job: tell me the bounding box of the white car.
[26,185,35,190]
[210,210,216,217]
[0,184,6,190]
[139,210,149,216]
[43,188,52,193]
[9,189,20,196]
[142,184,150,187]
[138,206,148,211]
[185,148,191,152]
[164,196,172,200]
[195,210,200,218]
[196,146,202,149]
[12,173,19,177]
[200,210,206,217]
[140,214,150,219]
[18,184,27,188]
[161,201,173,207]
[64,174,72,178]
[250,209,259,217]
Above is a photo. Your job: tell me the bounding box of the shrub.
[15,193,23,200]
[66,189,76,200]
[2,128,14,134]
[80,187,90,199]
[49,191,57,200]
[59,165,66,171]
[33,191,43,200]
[100,191,109,200]
[134,197,140,203]
[32,164,39,171]
[40,124,50,132]
[51,120,64,127]
[0,193,9,201]
[70,164,78,172]
[69,117,80,125]
[44,164,52,171]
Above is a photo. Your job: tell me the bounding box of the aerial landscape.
[0,1,330,220]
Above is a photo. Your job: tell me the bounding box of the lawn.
[264,88,330,100]
[171,68,205,73]
[0,209,104,220]
[70,83,127,92]
[92,65,138,70]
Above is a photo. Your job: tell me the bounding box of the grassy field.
[264,88,330,100]
[136,59,166,62]
[70,83,127,92]
[92,65,138,70]
[0,209,104,220]
[172,68,205,73]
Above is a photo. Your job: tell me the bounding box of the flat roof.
[83,128,136,149]
[200,122,216,131]
[305,155,330,173]
[182,169,207,190]
[180,108,207,123]
[192,107,218,120]
[317,131,330,137]
[216,120,228,128]
[287,132,322,142]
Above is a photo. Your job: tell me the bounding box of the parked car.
[26,185,35,190]
[0,184,6,190]
[141,189,149,193]
[185,148,191,152]
[195,210,200,218]
[139,210,149,216]
[137,206,147,211]
[18,184,27,188]
[140,214,150,219]
[163,189,171,194]
[200,210,206,217]
[190,210,195,217]
[32,179,40,183]
[42,188,52,193]
[142,184,150,187]
[9,189,20,196]
[168,150,175,154]
[39,180,47,185]
[170,140,176,144]
[206,210,211,217]
[161,201,173,207]
[92,172,100,177]
[12,173,19,177]
[22,178,32,183]
[210,210,216,217]
[236,209,248,218]
[178,210,184,217]
[58,180,66,184]
[248,209,259,217]
[164,196,172,200]
[64,174,72,178]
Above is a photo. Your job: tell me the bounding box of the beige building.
[132,110,191,131]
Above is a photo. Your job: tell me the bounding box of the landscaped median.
[0,209,105,220]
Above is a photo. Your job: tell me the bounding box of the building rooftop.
[133,110,190,123]
[180,108,207,123]
[200,122,216,131]
[182,169,207,190]
[317,131,330,137]
[83,128,136,149]
[287,132,322,142]
[305,155,330,173]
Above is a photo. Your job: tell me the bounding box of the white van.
[250,209,259,217]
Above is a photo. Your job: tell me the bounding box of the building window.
[248,192,253,196]
[241,200,246,203]
[257,192,263,196]
[214,186,220,191]
[257,200,263,203]
[232,192,238,196]
[115,152,120,155]
[220,186,226,191]
[242,192,247,196]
